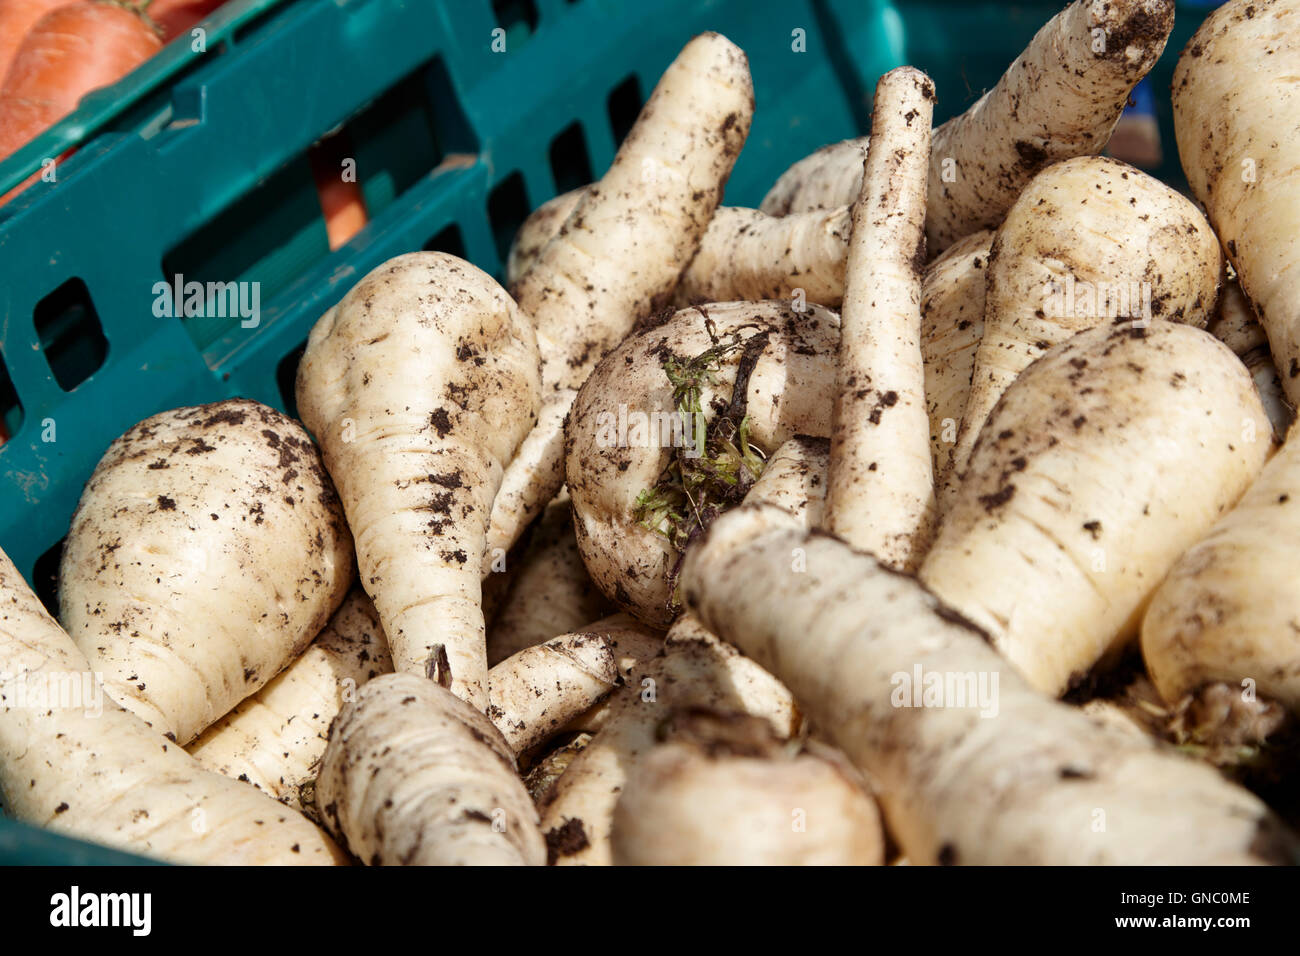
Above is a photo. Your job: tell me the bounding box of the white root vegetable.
[505,188,583,287]
[1173,0,1300,407]
[489,33,754,561]
[921,230,994,481]
[487,630,618,755]
[297,252,541,710]
[524,732,592,805]
[610,710,884,866]
[187,588,391,809]
[539,615,799,866]
[0,547,346,865]
[58,398,354,745]
[316,672,545,865]
[565,300,840,627]
[1141,420,1300,744]
[826,67,936,570]
[921,323,1271,697]
[1209,279,1295,439]
[943,156,1221,502]
[741,435,829,527]
[761,0,1176,253]
[557,613,667,736]
[487,494,614,666]
[681,503,1300,865]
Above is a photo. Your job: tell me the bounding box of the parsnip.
[490,33,754,561]
[188,588,391,809]
[58,398,354,745]
[681,503,1299,865]
[944,156,1221,501]
[1209,278,1295,439]
[610,710,884,866]
[741,435,828,527]
[316,672,544,865]
[0,547,346,865]
[761,0,1175,253]
[505,188,582,287]
[922,323,1271,697]
[297,252,541,710]
[539,615,799,866]
[826,67,936,569]
[565,300,839,626]
[1173,0,1300,407]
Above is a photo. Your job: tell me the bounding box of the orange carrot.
[146,0,225,43]
[309,129,368,250]
[0,0,71,84]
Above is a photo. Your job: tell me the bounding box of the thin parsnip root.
[0,547,346,865]
[297,252,541,709]
[317,673,545,865]
[826,67,936,570]
[490,32,754,560]
[487,495,614,666]
[1209,281,1295,440]
[943,156,1221,501]
[760,0,1175,253]
[1173,0,1300,407]
[565,300,840,626]
[539,615,799,866]
[740,435,829,527]
[58,399,353,745]
[681,504,1299,865]
[611,710,884,866]
[922,323,1270,697]
[557,613,667,736]
[187,589,391,810]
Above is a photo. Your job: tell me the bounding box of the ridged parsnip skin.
[1173,0,1300,407]
[1142,422,1300,725]
[827,67,936,570]
[922,324,1271,697]
[0,548,346,865]
[743,435,829,527]
[566,301,840,627]
[317,673,545,866]
[59,399,354,745]
[297,253,542,710]
[505,188,583,287]
[487,630,618,755]
[540,616,799,866]
[188,589,391,808]
[674,205,850,308]
[611,712,884,866]
[921,230,994,480]
[681,504,1299,865]
[760,0,1175,253]
[487,495,614,666]
[944,157,1221,503]
[492,33,754,562]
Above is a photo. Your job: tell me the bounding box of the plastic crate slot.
[488,172,531,265]
[493,0,539,45]
[0,350,22,441]
[276,340,307,419]
[423,224,467,258]
[34,279,108,393]
[606,74,643,150]
[548,122,593,194]
[31,536,64,618]
[346,57,479,220]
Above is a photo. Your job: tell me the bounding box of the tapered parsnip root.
[1209,281,1295,440]
[761,0,1175,254]
[565,300,840,626]
[922,323,1270,697]
[540,616,799,866]
[0,548,346,865]
[741,435,829,527]
[188,588,391,809]
[681,504,1299,865]
[556,613,667,736]
[297,252,541,709]
[317,673,545,865]
[1142,420,1300,748]
[487,494,614,666]
[491,33,754,560]
[920,230,994,480]
[58,398,354,745]
[944,156,1221,501]
[611,709,884,866]
[505,188,583,286]
[1173,0,1300,407]
[826,67,936,569]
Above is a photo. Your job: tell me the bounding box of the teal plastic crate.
[0,0,1215,863]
